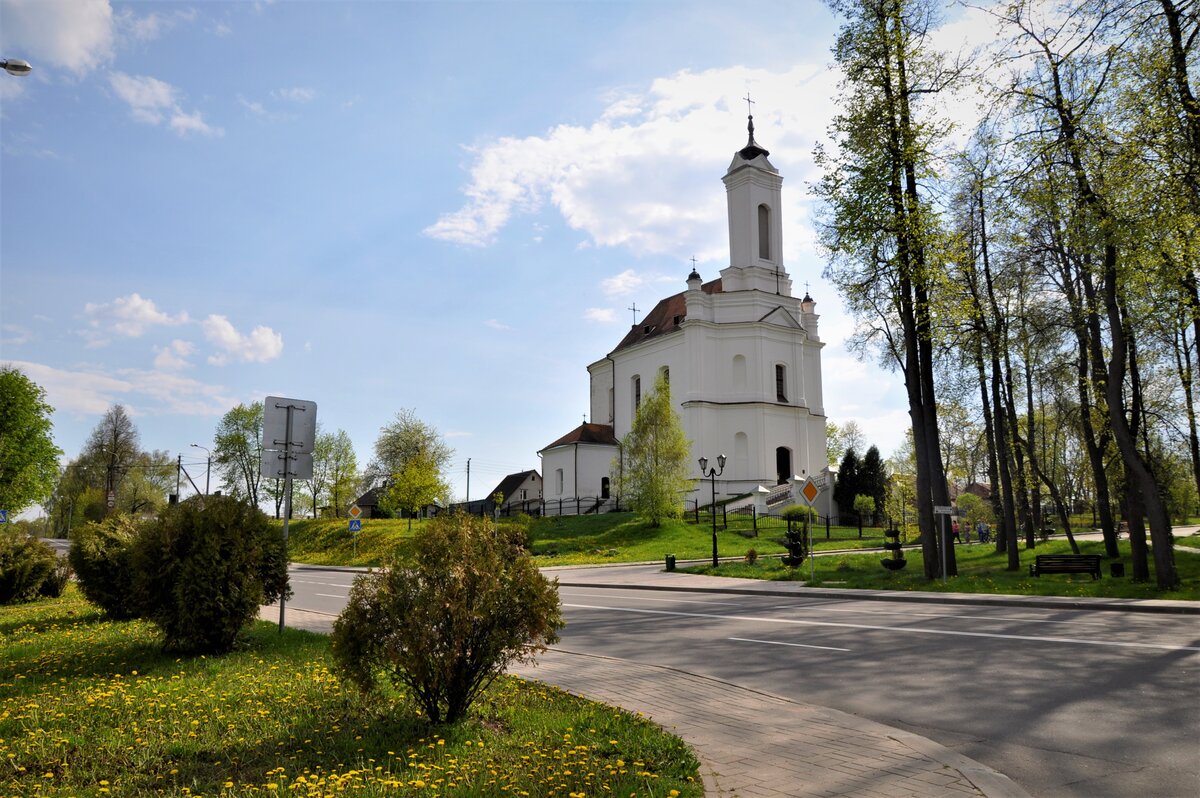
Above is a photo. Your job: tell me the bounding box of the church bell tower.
[720,111,792,296]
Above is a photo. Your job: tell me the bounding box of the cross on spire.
[744,92,755,117]
[690,256,697,270]
[628,302,640,324]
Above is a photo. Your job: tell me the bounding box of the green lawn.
[682,538,1200,601]
[0,588,701,797]
[282,513,890,568]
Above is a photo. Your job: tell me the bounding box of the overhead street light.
[190,443,211,495]
[2,59,32,77]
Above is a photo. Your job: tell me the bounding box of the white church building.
[539,116,830,517]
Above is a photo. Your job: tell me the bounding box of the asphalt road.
[284,566,1200,798]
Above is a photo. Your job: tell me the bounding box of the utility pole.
[466,458,471,503]
[176,454,182,501]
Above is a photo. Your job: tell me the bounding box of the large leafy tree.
[0,367,62,514]
[381,452,449,529]
[814,0,962,578]
[615,374,692,526]
[303,428,359,518]
[213,402,264,506]
[368,409,453,482]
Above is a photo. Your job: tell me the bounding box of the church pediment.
[758,305,802,329]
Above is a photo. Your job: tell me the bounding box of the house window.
[758,204,771,260]
[632,375,642,411]
[776,364,787,402]
[555,469,564,496]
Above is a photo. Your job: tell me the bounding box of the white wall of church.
[540,443,616,504]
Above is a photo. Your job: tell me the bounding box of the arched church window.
[734,432,749,476]
[632,375,641,411]
[555,469,564,496]
[758,204,771,260]
[775,364,788,402]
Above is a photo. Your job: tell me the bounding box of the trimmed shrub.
[780,504,813,566]
[332,512,564,724]
[0,530,57,604]
[132,495,290,654]
[745,548,759,565]
[69,515,142,619]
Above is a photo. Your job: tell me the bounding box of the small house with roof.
[539,116,831,517]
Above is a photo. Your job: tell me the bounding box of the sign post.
[261,396,317,633]
[934,505,953,583]
[798,476,822,584]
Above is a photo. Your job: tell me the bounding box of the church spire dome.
[738,113,770,160]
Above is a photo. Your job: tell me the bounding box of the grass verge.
[282,514,889,569]
[1,588,701,797]
[681,538,1200,601]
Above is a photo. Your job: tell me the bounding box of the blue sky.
[1,0,992,505]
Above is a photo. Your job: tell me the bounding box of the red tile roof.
[540,423,618,452]
[612,278,722,353]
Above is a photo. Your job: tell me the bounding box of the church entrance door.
[775,447,792,486]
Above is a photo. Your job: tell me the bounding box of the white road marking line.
[560,590,742,605]
[563,603,1200,653]
[768,603,1111,626]
[730,637,851,652]
[315,593,345,598]
[292,580,353,588]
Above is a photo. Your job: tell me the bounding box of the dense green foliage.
[615,374,693,526]
[0,529,57,604]
[332,513,564,723]
[68,514,142,620]
[131,495,290,653]
[1,589,701,797]
[0,367,62,515]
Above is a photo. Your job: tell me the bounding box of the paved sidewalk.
[263,605,1030,798]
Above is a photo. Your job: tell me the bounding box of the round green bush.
[132,495,291,654]
[69,515,142,619]
[0,530,57,604]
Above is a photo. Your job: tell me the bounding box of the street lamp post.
[190,444,211,495]
[698,454,726,567]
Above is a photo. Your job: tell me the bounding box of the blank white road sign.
[262,396,317,453]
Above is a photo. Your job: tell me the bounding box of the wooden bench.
[1029,554,1102,579]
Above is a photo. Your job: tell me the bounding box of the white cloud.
[3,359,235,418]
[84,292,188,338]
[0,0,114,74]
[1,323,31,345]
[600,269,678,297]
[584,308,616,323]
[109,71,223,137]
[484,319,510,331]
[424,64,839,262]
[202,315,283,364]
[275,86,315,103]
[153,339,194,370]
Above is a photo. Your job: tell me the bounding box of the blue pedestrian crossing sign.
[0,510,8,523]
[348,518,362,532]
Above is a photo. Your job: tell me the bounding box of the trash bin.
[665,554,676,571]
[1110,561,1125,578]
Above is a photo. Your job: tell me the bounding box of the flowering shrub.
[332,512,564,723]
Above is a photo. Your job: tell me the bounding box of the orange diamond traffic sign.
[801,478,820,505]
[349,504,362,519]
